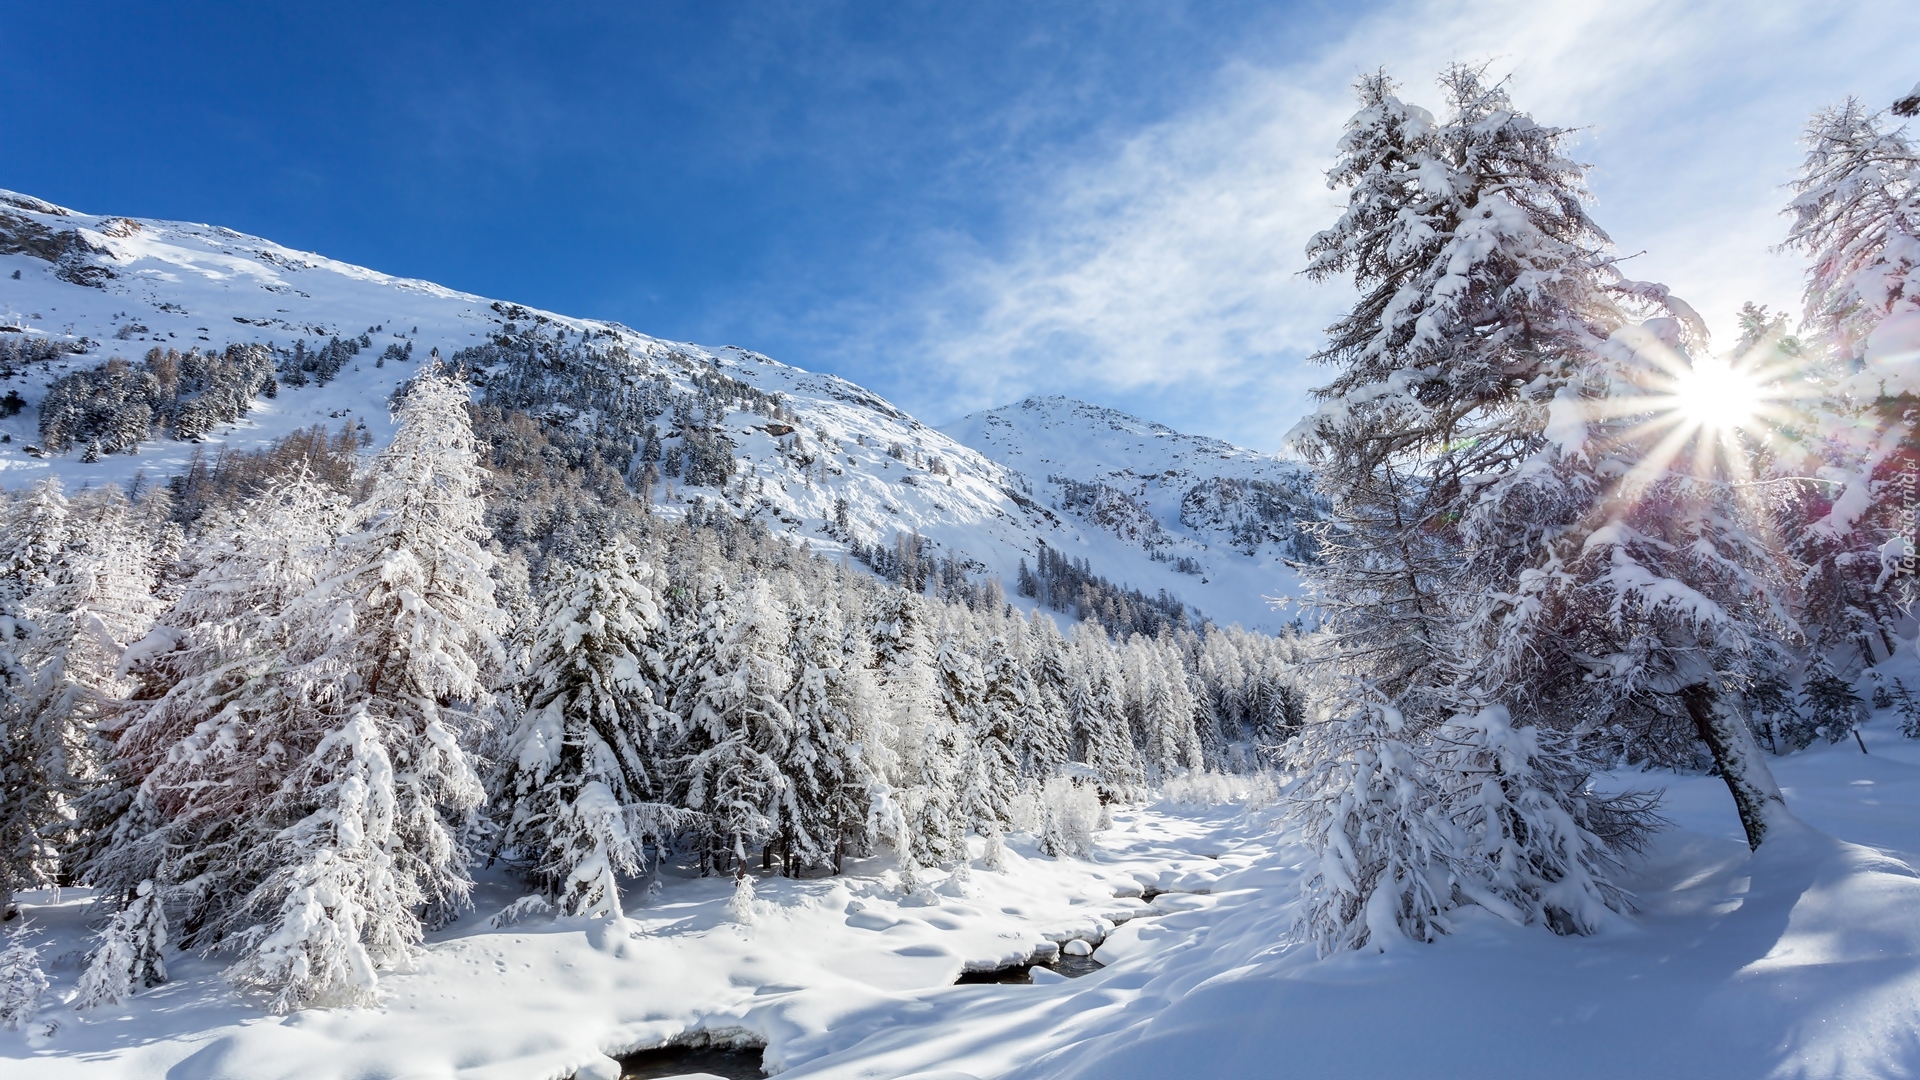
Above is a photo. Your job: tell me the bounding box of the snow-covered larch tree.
[1778,98,1920,657]
[207,367,503,1009]
[295,365,504,921]
[1290,66,1676,951]
[0,579,47,920]
[82,476,342,904]
[10,482,159,899]
[1462,313,1793,849]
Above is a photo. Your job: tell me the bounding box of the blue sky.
[4,1,1916,451]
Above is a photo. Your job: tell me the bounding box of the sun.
[1669,358,1766,435]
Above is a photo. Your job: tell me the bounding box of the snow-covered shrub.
[1793,663,1867,749]
[1892,679,1920,738]
[488,895,554,929]
[1161,769,1283,810]
[0,919,48,1030]
[1291,700,1660,954]
[1037,777,1101,858]
[1289,699,1457,953]
[1427,708,1657,936]
[726,873,757,926]
[980,825,1008,871]
[1005,786,1042,836]
[75,879,168,1009]
[942,854,976,897]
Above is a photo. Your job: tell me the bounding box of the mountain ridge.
[0,188,1316,631]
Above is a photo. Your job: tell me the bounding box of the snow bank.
[7,728,1920,1080]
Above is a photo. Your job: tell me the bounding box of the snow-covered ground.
[8,707,1919,1080]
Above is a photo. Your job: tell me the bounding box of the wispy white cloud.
[844,0,1920,450]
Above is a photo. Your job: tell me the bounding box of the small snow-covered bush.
[726,873,758,926]
[1786,663,1867,751]
[1893,679,1920,738]
[981,824,1008,871]
[488,895,555,929]
[1006,787,1043,835]
[0,920,49,1031]
[1161,769,1284,810]
[1038,778,1101,858]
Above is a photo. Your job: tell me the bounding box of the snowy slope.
[0,188,1305,631]
[944,396,1324,630]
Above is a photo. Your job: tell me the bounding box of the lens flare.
[1669,358,1766,435]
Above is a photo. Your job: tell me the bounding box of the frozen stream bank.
[9,727,1920,1080]
[2,802,1257,1080]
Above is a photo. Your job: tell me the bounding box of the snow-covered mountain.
[0,189,1313,631]
[943,396,1323,626]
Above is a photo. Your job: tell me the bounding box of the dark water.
[618,1044,765,1079]
[954,951,1105,984]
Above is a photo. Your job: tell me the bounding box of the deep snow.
[7,706,1920,1080]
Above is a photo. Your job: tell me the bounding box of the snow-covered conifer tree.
[0,479,72,602]
[871,588,961,866]
[495,543,677,915]
[1463,316,1791,849]
[962,630,1025,836]
[291,366,503,924]
[0,585,47,919]
[680,579,795,874]
[936,616,1017,843]
[1785,98,1920,383]
[194,368,502,1009]
[80,476,342,951]
[1068,624,1144,798]
[10,482,159,896]
[1015,612,1072,778]
[1796,660,1868,751]
[0,919,48,1031]
[781,591,887,874]
[1139,643,1203,780]
[74,878,168,1008]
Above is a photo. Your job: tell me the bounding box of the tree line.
[0,369,1308,1015]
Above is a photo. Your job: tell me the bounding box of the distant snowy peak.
[942,396,1324,566]
[942,395,1285,484]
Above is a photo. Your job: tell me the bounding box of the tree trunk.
[1682,684,1789,850]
